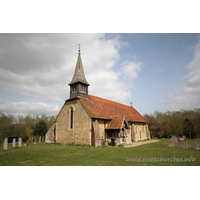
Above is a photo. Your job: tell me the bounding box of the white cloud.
[0,100,60,116]
[168,37,200,111]
[0,33,135,114]
[121,61,142,82]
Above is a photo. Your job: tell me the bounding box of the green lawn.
[0,139,199,166]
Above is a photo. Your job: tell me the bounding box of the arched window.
[70,107,74,129]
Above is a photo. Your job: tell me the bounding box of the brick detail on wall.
[92,120,102,147]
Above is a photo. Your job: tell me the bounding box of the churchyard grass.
[0,139,199,166]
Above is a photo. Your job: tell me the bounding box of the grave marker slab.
[18,138,22,147]
[171,136,178,143]
[13,138,16,147]
[3,138,8,150]
[167,140,174,148]
[195,139,200,150]
[179,140,188,149]
[39,136,41,143]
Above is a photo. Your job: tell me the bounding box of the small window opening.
[72,85,77,92]
[81,85,86,93]
[70,107,73,129]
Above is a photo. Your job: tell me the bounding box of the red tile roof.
[79,95,146,123]
[106,116,125,129]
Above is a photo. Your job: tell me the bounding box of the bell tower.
[68,45,90,99]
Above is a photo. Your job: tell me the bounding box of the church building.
[45,47,151,146]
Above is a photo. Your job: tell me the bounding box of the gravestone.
[167,140,174,148]
[23,144,26,147]
[18,138,22,147]
[42,136,44,143]
[3,138,8,150]
[12,138,16,147]
[171,136,178,143]
[195,139,200,150]
[179,140,188,149]
[39,136,41,143]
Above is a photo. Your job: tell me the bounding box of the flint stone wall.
[52,99,91,145]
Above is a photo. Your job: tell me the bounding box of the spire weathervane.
[78,44,81,54]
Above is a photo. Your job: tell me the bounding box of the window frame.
[69,107,74,130]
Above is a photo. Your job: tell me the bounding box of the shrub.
[118,144,124,147]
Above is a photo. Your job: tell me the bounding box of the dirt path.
[124,140,160,148]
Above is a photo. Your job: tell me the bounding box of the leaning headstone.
[42,136,44,143]
[3,138,8,150]
[195,139,200,150]
[171,136,178,143]
[18,138,22,147]
[12,138,16,147]
[179,140,188,149]
[39,136,41,143]
[167,140,174,148]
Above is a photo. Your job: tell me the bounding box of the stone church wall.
[46,122,56,143]
[97,119,106,141]
[131,122,148,141]
[56,99,91,145]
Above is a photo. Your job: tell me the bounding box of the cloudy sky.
[0,33,200,116]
